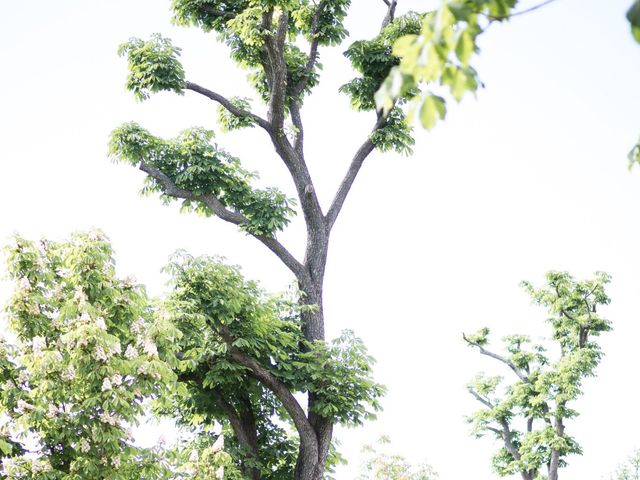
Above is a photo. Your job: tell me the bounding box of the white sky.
[1,0,639,478]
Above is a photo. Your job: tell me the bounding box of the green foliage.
[465,271,612,478]
[0,231,183,479]
[341,13,422,112]
[629,137,640,168]
[109,123,296,236]
[358,436,438,480]
[296,331,385,425]
[217,97,256,132]
[118,34,185,101]
[377,1,520,129]
[628,0,640,42]
[159,253,384,476]
[370,108,415,156]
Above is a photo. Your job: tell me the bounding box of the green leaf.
[419,94,446,129]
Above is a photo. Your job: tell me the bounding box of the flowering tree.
[0,232,236,479]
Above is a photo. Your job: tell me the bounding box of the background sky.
[1,0,639,478]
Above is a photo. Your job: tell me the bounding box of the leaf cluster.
[109,123,296,236]
[118,34,185,101]
[377,0,521,129]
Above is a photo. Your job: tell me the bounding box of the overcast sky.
[1,0,639,478]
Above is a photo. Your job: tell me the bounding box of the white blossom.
[99,412,118,426]
[2,380,16,391]
[124,345,138,359]
[101,377,113,391]
[62,365,76,381]
[17,370,29,385]
[46,404,59,418]
[17,277,31,292]
[16,399,34,414]
[131,317,146,334]
[111,374,123,386]
[78,438,90,453]
[141,338,158,357]
[31,459,52,473]
[215,465,224,479]
[211,434,225,453]
[73,286,87,305]
[94,346,109,362]
[32,336,46,354]
[95,316,107,330]
[27,303,40,315]
[189,449,199,463]
[112,456,121,468]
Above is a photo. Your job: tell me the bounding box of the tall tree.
[108,1,419,479]
[464,271,611,480]
[610,449,640,480]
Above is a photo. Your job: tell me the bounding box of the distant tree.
[358,436,438,480]
[610,449,640,480]
[464,271,612,480]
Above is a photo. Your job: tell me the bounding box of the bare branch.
[463,333,530,383]
[487,0,559,20]
[325,115,387,231]
[381,0,397,29]
[138,161,306,278]
[185,81,271,132]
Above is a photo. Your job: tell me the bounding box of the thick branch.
[138,161,305,278]
[325,115,388,231]
[218,329,319,460]
[463,333,530,383]
[185,81,271,132]
[264,10,289,129]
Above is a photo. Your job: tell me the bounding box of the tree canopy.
[465,271,611,480]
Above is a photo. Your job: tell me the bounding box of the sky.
[1,0,639,478]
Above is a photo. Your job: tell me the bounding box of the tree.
[0,231,242,479]
[107,1,425,479]
[358,436,438,480]
[609,449,640,480]
[464,271,611,480]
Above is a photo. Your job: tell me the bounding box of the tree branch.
[468,387,494,409]
[138,161,306,278]
[218,328,319,460]
[381,0,397,29]
[185,81,271,132]
[463,333,530,383]
[487,0,559,20]
[290,0,326,100]
[325,115,388,231]
[264,10,289,129]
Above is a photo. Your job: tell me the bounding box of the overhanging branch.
[138,161,305,278]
